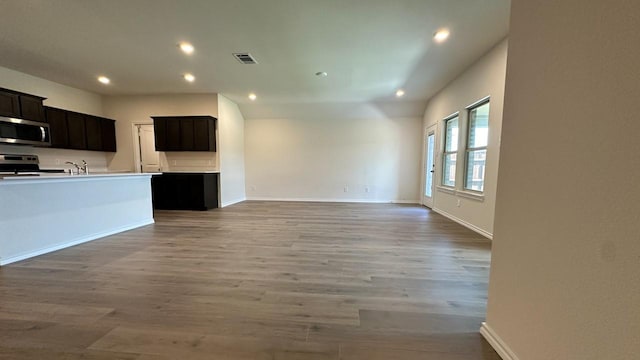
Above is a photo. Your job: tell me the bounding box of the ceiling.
[0,0,510,117]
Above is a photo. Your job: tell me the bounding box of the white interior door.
[138,124,161,173]
[423,124,437,208]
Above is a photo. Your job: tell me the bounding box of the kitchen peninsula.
[0,173,155,265]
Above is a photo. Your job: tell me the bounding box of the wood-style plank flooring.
[0,201,499,359]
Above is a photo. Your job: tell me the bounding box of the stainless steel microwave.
[0,116,51,146]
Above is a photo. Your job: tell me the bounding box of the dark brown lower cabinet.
[151,173,219,211]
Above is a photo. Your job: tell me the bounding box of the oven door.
[0,116,51,146]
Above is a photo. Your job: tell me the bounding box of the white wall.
[0,66,108,171]
[484,1,640,360]
[422,39,508,238]
[102,94,219,172]
[217,95,246,207]
[244,116,422,203]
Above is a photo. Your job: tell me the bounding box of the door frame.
[422,123,438,208]
[131,122,159,174]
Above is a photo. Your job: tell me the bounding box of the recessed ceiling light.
[248,93,257,101]
[97,76,110,84]
[433,29,450,43]
[179,42,194,55]
[396,89,405,97]
[315,71,328,77]
[183,73,195,82]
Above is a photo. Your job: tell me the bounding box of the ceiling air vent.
[233,53,258,64]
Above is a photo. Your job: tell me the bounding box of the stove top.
[0,154,65,175]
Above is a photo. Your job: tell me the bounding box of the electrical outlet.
[172,160,177,165]
[365,187,370,193]
[55,159,61,165]
[456,199,461,207]
[344,186,349,193]
[250,185,256,191]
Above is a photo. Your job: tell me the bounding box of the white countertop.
[0,172,160,185]
[162,171,220,174]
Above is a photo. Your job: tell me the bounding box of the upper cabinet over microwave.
[0,88,46,123]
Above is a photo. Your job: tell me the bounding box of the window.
[442,115,459,187]
[465,100,490,192]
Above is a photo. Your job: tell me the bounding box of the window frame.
[442,113,460,188]
[463,97,490,193]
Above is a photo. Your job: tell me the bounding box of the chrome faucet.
[81,160,89,175]
[65,160,89,175]
[65,161,80,175]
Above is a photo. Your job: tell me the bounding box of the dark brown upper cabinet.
[100,118,117,152]
[85,115,102,151]
[0,90,20,118]
[19,95,46,122]
[45,107,69,148]
[193,117,216,151]
[44,106,117,152]
[0,88,46,122]
[153,117,167,150]
[180,118,195,150]
[166,119,181,151]
[66,111,87,150]
[152,116,216,152]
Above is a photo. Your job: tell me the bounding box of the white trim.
[432,207,493,239]
[457,190,485,202]
[436,185,456,195]
[221,197,246,207]
[0,173,155,185]
[246,197,420,204]
[443,111,460,121]
[131,123,142,173]
[480,322,519,360]
[435,186,485,202]
[466,95,491,110]
[0,219,154,266]
[422,123,438,208]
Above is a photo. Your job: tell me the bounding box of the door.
[423,124,437,208]
[137,124,161,172]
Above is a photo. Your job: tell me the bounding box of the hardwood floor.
[0,201,499,359]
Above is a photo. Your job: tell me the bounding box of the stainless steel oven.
[0,154,64,177]
[0,116,51,146]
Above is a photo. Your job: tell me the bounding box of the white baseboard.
[431,207,493,239]
[0,219,154,266]
[221,197,246,208]
[480,322,519,360]
[245,196,419,204]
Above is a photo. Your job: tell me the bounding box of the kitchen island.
[0,173,156,265]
